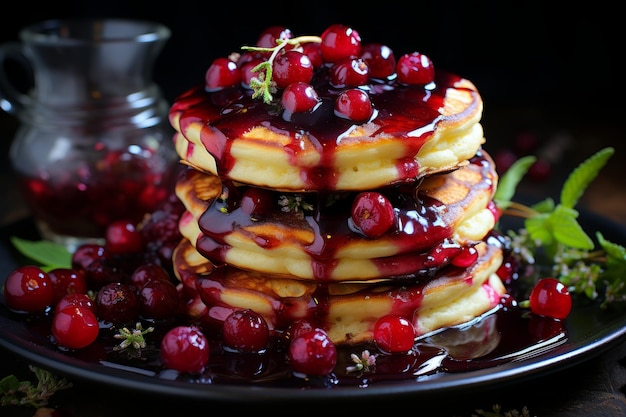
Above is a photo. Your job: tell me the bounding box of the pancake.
[168,25,508,352]
[175,151,498,282]
[173,236,505,345]
[169,72,484,192]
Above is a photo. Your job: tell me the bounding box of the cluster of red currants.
[204,23,435,124]
[2,194,185,350]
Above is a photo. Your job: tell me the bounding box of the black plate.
[1,213,626,403]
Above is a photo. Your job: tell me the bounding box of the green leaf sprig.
[496,146,626,308]
[241,35,322,104]
[0,365,72,408]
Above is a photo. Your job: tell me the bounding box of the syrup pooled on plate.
[1,283,567,389]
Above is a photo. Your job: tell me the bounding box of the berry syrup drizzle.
[171,69,477,191]
[192,152,495,282]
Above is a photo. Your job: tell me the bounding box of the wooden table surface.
[1,104,626,416]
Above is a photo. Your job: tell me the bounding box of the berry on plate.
[160,326,210,374]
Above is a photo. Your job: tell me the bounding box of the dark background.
[0,1,622,112]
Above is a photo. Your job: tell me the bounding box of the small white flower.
[346,350,377,373]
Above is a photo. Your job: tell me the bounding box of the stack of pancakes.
[169,36,506,346]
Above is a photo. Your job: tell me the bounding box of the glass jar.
[0,19,179,250]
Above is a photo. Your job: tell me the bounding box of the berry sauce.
[170,70,478,190]
[190,151,494,282]
[3,299,567,389]
[19,152,177,239]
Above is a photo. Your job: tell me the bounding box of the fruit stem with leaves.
[241,35,321,104]
[495,146,626,308]
[0,365,72,408]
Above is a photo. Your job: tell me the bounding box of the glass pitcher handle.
[0,42,32,117]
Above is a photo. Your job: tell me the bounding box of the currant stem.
[502,201,539,219]
[242,35,323,104]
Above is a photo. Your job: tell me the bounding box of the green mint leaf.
[598,232,626,260]
[596,233,626,308]
[597,232,626,284]
[560,147,614,208]
[498,145,622,308]
[550,205,594,249]
[493,155,536,209]
[0,374,25,407]
[526,205,593,253]
[0,373,21,393]
[531,197,555,214]
[10,236,72,270]
[524,213,553,246]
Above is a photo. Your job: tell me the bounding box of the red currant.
[51,306,99,349]
[205,57,241,91]
[3,265,54,313]
[334,88,373,123]
[373,315,416,353]
[281,82,320,114]
[496,258,518,284]
[529,278,572,320]
[82,257,125,289]
[160,326,210,374]
[239,187,276,217]
[71,243,108,271]
[129,263,171,289]
[54,293,98,316]
[105,220,143,255]
[96,282,139,324]
[329,57,369,88]
[360,43,396,79]
[256,26,293,49]
[236,51,260,68]
[138,279,180,320]
[451,246,478,268]
[138,194,185,268]
[272,50,314,89]
[320,24,361,63]
[350,191,395,238]
[239,57,265,89]
[222,309,270,352]
[48,268,88,304]
[288,328,337,376]
[287,319,315,340]
[301,42,323,68]
[396,52,435,85]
